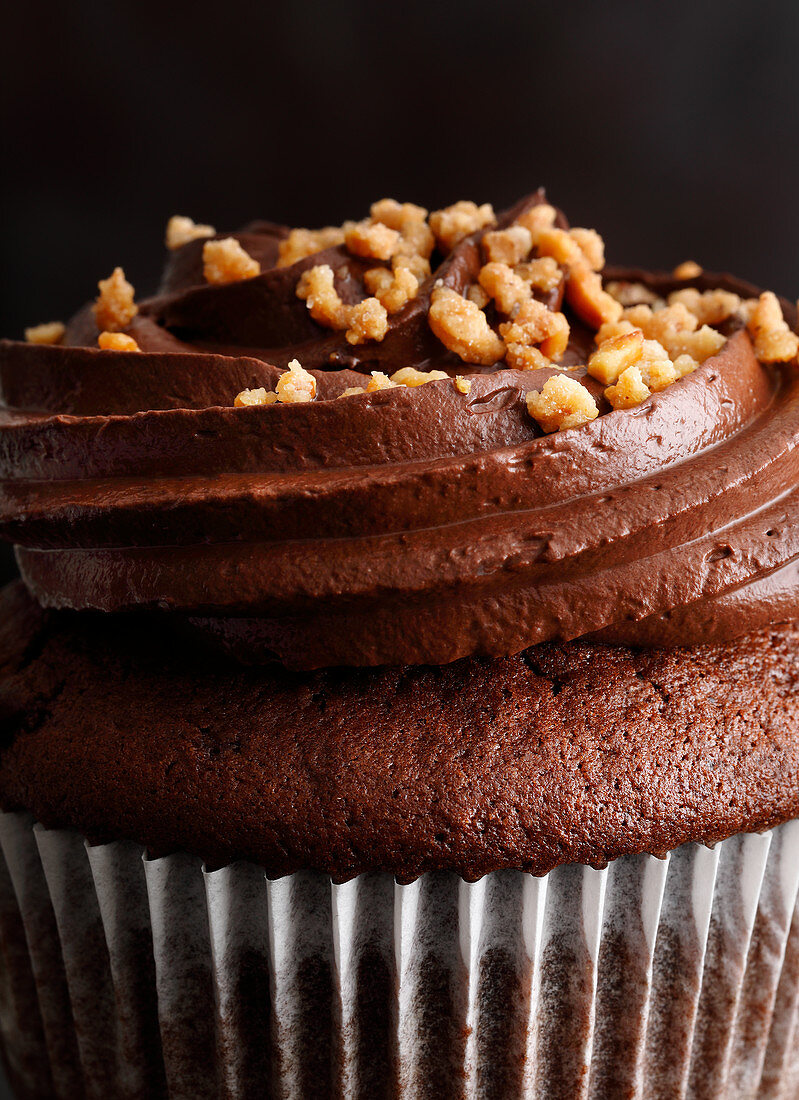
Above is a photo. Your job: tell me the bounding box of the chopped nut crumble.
[428,285,505,365]
[429,201,495,252]
[746,292,799,363]
[390,367,449,386]
[344,219,401,262]
[97,331,141,352]
[277,227,346,268]
[605,366,651,409]
[234,387,278,407]
[203,238,261,285]
[673,260,703,280]
[454,375,472,394]
[526,375,599,433]
[24,321,65,345]
[482,226,533,266]
[166,215,216,250]
[93,267,138,332]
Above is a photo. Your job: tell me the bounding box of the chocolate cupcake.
[0,192,798,1099]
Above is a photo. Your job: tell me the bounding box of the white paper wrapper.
[0,811,797,1099]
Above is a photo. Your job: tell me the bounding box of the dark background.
[0,1,798,1094]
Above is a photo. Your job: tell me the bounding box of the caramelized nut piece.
[344,219,401,261]
[605,281,661,307]
[569,228,605,271]
[235,387,278,406]
[165,215,215,250]
[93,267,138,332]
[514,256,562,293]
[596,319,638,344]
[505,345,552,371]
[673,353,699,377]
[478,262,531,315]
[297,264,348,328]
[366,371,397,391]
[276,360,317,403]
[466,283,491,309]
[500,298,570,361]
[535,227,584,268]
[515,203,557,242]
[668,288,741,326]
[390,367,449,386]
[673,260,703,280]
[605,366,651,409]
[24,321,65,345]
[97,331,140,352]
[428,285,505,365]
[746,291,799,363]
[364,265,419,313]
[203,238,261,285]
[338,386,366,398]
[277,227,346,268]
[638,340,678,391]
[454,375,472,394]
[526,375,599,433]
[346,298,389,345]
[429,201,495,252]
[482,226,533,266]
[565,264,622,329]
[587,329,644,385]
[371,199,435,259]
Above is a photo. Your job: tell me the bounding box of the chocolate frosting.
[1,193,797,668]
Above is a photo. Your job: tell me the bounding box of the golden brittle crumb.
[24,321,65,345]
[428,285,505,365]
[605,281,661,307]
[505,345,552,371]
[390,367,449,386]
[370,199,435,260]
[203,238,261,285]
[515,203,556,242]
[500,298,570,361]
[297,265,388,344]
[277,227,346,268]
[668,288,740,326]
[429,201,495,253]
[364,265,419,313]
[478,262,531,316]
[605,366,651,409]
[569,228,605,272]
[93,267,138,333]
[514,256,562,293]
[586,329,645,385]
[346,298,389,345]
[482,226,533,266]
[565,264,623,329]
[466,283,491,309]
[454,375,472,394]
[673,260,703,280]
[535,227,585,268]
[526,375,599,433]
[165,215,215,251]
[276,360,317,402]
[344,219,401,262]
[622,302,724,362]
[366,372,397,391]
[234,387,278,407]
[746,292,799,363]
[234,360,316,406]
[97,331,141,352]
[338,386,366,398]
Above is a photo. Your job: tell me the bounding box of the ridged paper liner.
[0,812,797,1099]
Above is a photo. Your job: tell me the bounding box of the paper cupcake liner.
[0,812,797,1099]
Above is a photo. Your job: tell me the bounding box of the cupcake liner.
[0,812,797,1099]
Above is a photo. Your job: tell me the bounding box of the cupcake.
[0,192,797,1099]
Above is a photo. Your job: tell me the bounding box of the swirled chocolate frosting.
[1,192,797,669]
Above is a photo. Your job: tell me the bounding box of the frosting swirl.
[1,194,797,668]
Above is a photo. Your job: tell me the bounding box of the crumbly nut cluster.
[297,264,389,344]
[429,201,495,253]
[363,263,420,314]
[24,321,65,345]
[97,331,140,352]
[673,260,703,280]
[746,291,799,363]
[428,285,505,365]
[93,267,138,332]
[165,215,216,250]
[234,360,316,407]
[336,367,450,398]
[203,238,261,285]
[587,327,697,411]
[277,227,346,268]
[526,375,599,433]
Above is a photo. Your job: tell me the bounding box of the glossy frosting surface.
[1,195,797,668]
